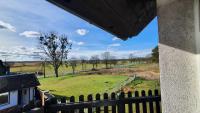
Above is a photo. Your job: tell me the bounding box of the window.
[0,92,9,106]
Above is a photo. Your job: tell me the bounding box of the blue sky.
[0,0,158,61]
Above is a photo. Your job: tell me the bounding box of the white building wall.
[22,88,30,105]
[0,90,18,110]
[29,87,34,101]
[157,0,200,113]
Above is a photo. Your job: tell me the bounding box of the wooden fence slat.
[96,93,101,113]
[148,90,154,113]
[44,99,51,113]
[142,91,147,113]
[44,90,161,113]
[61,97,67,113]
[155,90,161,113]
[70,96,75,113]
[88,94,93,113]
[135,91,140,113]
[104,93,109,113]
[111,93,116,113]
[128,91,133,113]
[51,98,58,113]
[79,95,84,113]
[118,92,125,113]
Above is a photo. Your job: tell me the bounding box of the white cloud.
[77,42,85,45]
[108,43,121,47]
[76,29,89,36]
[0,20,16,32]
[0,46,152,61]
[0,46,42,61]
[112,37,120,41]
[69,40,85,46]
[19,31,40,38]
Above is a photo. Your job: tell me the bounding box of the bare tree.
[129,53,135,63]
[80,56,88,71]
[69,57,78,74]
[110,56,118,67]
[102,52,111,69]
[39,32,72,77]
[90,55,100,70]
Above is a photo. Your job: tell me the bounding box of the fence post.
[142,90,147,113]
[155,90,161,113]
[96,93,101,113]
[87,94,93,113]
[135,91,140,113]
[104,93,109,113]
[111,93,116,113]
[79,95,84,113]
[44,99,51,113]
[51,98,58,113]
[128,91,133,113]
[148,90,154,113]
[70,96,75,113]
[61,97,67,113]
[118,92,125,113]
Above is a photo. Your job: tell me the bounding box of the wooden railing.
[44,90,161,113]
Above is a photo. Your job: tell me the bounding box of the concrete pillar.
[157,0,200,113]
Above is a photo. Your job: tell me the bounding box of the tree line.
[39,32,159,77]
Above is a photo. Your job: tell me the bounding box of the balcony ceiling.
[47,0,157,40]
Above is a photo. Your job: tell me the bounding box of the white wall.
[0,91,18,110]
[22,87,35,105]
[0,87,36,110]
[22,88,30,105]
[29,87,34,101]
[157,0,200,113]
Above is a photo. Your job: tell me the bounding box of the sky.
[0,0,159,61]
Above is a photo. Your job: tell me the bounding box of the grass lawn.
[39,75,128,99]
[11,63,107,76]
[125,77,160,94]
[39,75,160,100]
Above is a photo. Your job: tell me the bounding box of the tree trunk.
[93,64,95,69]
[54,67,59,77]
[43,62,46,78]
[82,63,84,71]
[72,66,75,74]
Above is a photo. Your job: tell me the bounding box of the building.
[0,60,10,75]
[0,74,40,112]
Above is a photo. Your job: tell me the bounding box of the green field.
[39,75,128,98]
[39,75,160,99]
[11,63,107,76]
[11,62,160,100]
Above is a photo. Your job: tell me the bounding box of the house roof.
[47,0,157,40]
[0,74,40,93]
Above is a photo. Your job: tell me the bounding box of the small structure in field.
[0,74,40,112]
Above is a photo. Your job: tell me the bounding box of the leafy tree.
[152,46,159,63]
[39,32,72,77]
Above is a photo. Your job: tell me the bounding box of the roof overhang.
[47,0,157,40]
[0,74,40,93]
